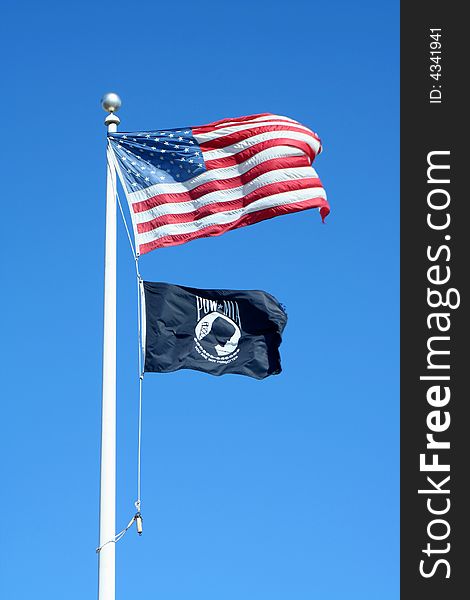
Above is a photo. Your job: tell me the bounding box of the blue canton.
[108,128,207,194]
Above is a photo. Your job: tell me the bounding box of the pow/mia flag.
[143,282,287,379]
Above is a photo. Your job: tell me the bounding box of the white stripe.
[194,120,313,143]
[200,130,321,162]
[201,114,301,130]
[135,166,319,224]
[128,145,306,204]
[136,186,327,244]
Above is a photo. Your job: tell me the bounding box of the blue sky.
[0,1,399,598]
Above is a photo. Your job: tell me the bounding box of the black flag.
[143,282,287,379]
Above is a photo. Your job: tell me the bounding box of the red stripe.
[137,178,324,233]
[192,113,295,134]
[198,124,319,154]
[132,155,310,214]
[203,138,314,170]
[192,116,301,135]
[139,197,330,254]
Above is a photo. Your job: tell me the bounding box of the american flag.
[108,113,329,255]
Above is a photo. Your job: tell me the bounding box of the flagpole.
[98,92,121,600]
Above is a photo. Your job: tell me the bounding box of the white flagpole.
[98,92,121,600]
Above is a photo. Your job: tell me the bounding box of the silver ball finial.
[101,92,122,113]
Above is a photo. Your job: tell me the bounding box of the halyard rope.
[96,515,137,553]
[96,149,144,553]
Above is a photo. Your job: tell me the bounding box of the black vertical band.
[401,5,468,598]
